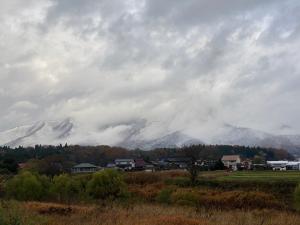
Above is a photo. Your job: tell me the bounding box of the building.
[106,163,116,168]
[115,159,135,170]
[160,157,191,169]
[221,155,241,171]
[134,158,146,170]
[144,164,155,172]
[267,161,300,171]
[240,159,252,170]
[196,160,218,170]
[71,163,99,173]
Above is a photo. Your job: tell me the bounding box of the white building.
[115,159,135,170]
[267,161,300,171]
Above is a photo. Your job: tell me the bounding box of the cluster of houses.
[71,155,300,173]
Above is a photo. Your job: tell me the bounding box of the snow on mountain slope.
[212,124,272,146]
[0,119,73,147]
[0,119,203,149]
[2,119,300,154]
[119,130,204,150]
[211,124,300,154]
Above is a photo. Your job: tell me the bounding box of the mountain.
[1,119,300,154]
[0,119,73,147]
[0,119,203,150]
[119,131,204,150]
[212,125,300,155]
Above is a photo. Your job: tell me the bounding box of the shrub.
[171,190,199,206]
[0,201,46,225]
[50,174,81,202]
[294,184,300,210]
[86,169,126,200]
[156,188,173,204]
[5,171,50,201]
[165,177,191,187]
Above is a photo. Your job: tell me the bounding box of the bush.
[0,201,46,225]
[156,188,173,204]
[171,190,199,206]
[86,169,127,200]
[165,177,191,187]
[294,184,300,210]
[50,174,81,202]
[5,171,50,201]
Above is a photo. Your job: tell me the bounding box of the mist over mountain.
[1,119,300,155]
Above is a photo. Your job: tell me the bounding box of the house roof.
[73,163,98,168]
[135,158,146,167]
[165,157,191,162]
[221,155,240,161]
[115,159,134,162]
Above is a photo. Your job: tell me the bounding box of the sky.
[1,0,300,143]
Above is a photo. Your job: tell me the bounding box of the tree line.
[0,144,293,175]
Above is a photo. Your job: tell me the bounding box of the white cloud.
[1,0,300,141]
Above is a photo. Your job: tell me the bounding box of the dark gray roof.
[73,163,98,168]
[115,159,134,162]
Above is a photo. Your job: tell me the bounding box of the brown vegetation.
[7,201,300,225]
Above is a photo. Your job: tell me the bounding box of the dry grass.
[124,170,188,185]
[7,201,300,225]
[128,183,166,201]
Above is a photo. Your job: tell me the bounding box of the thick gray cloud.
[1,0,300,144]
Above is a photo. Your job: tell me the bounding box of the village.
[71,154,300,173]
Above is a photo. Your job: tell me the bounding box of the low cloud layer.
[1,0,300,144]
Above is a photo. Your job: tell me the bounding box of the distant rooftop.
[221,155,240,161]
[73,163,98,168]
[115,159,134,162]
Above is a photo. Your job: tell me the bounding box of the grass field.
[2,201,300,225]
[2,170,300,225]
[212,171,300,182]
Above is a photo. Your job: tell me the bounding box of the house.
[115,159,135,171]
[18,163,28,170]
[144,164,156,172]
[161,157,191,169]
[134,158,146,170]
[106,163,116,168]
[267,161,300,171]
[71,163,99,173]
[196,160,218,170]
[240,159,252,170]
[286,162,300,170]
[221,155,241,171]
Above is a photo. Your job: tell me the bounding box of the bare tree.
[182,145,204,185]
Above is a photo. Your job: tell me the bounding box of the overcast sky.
[1,0,300,142]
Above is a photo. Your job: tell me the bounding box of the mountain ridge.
[1,119,300,154]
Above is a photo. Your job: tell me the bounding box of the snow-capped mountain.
[119,131,204,150]
[0,119,74,147]
[0,119,203,150]
[1,119,300,154]
[212,124,300,154]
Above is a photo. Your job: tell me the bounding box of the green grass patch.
[216,171,300,182]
